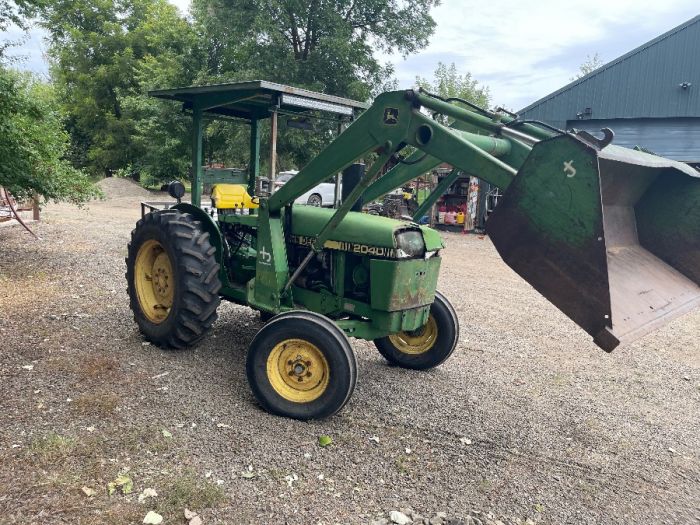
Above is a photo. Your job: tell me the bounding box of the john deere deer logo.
[383,108,399,125]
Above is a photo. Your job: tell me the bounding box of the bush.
[0,67,101,205]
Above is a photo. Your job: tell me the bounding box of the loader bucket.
[486,134,700,351]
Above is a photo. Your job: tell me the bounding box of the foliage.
[192,0,437,100]
[28,0,440,187]
[42,0,200,180]
[188,0,439,172]
[416,62,490,108]
[0,67,99,204]
[0,0,44,33]
[571,52,604,81]
[0,0,45,59]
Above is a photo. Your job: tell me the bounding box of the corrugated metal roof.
[519,15,700,124]
[150,80,368,121]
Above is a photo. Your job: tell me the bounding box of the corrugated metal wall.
[569,117,700,162]
[520,16,700,146]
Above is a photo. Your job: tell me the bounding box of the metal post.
[341,163,365,212]
[32,193,40,221]
[191,105,204,207]
[333,117,344,208]
[249,118,260,196]
[269,108,278,187]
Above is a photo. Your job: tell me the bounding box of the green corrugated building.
[519,15,700,165]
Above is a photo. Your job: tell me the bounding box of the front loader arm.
[268,90,523,214]
[257,88,699,353]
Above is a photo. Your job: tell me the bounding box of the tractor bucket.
[486,134,700,351]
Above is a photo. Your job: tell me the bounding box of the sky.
[3,0,699,110]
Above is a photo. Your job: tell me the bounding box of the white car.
[274,170,339,207]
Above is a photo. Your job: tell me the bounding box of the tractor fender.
[172,203,227,266]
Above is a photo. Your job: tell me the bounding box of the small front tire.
[374,291,458,370]
[246,311,357,420]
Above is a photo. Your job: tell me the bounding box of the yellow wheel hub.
[134,239,174,324]
[389,315,438,355]
[266,339,330,403]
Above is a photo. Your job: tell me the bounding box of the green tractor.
[126,81,700,420]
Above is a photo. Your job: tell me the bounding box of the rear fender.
[172,203,227,274]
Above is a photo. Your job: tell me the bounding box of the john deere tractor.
[126,81,700,420]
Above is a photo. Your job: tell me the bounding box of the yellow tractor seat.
[211,184,259,210]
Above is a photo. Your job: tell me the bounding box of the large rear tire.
[246,311,357,420]
[373,291,458,370]
[126,210,221,349]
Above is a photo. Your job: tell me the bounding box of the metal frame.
[150,80,368,208]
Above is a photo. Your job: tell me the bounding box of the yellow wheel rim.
[388,315,438,355]
[134,239,174,324]
[266,339,330,403]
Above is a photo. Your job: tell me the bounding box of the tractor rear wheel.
[374,291,458,370]
[246,311,357,420]
[126,210,221,349]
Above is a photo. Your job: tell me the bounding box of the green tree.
[571,52,604,81]
[192,0,437,100]
[189,0,438,173]
[416,62,490,108]
[1,0,45,59]
[42,0,199,179]
[0,67,99,204]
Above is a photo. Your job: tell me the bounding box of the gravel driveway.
[0,178,698,525]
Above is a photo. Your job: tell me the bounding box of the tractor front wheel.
[246,311,357,420]
[126,210,221,349]
[374,291,458,370]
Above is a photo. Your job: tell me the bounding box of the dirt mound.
[97,177,160,200]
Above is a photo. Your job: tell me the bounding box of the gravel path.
[0,178,698,524]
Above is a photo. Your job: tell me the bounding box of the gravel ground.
[0,178,698,525]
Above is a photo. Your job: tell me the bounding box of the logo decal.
[291,235,398,259]
[259,245,272,265]
[383,108,399,125]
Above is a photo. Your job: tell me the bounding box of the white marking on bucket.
[563,160,577,178]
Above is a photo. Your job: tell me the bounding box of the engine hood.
[290,205,443,252]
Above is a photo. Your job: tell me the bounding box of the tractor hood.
[290,205,443,253]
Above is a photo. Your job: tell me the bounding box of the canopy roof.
[149,80,368,121]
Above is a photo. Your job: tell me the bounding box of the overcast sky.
[4,0,698,110]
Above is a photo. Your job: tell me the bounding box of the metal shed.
[519,15,700,164]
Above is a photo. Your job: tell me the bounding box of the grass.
[45,354,123,385]
[28,432,76,465]
[156,470,226,516]
[476,478,493,494]
[72,392,119,417]
[78,355,120,380]
[394,454,411,474]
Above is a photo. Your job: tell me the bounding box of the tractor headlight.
[395,229,425,258]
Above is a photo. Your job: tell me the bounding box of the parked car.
[274,170,338,207]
